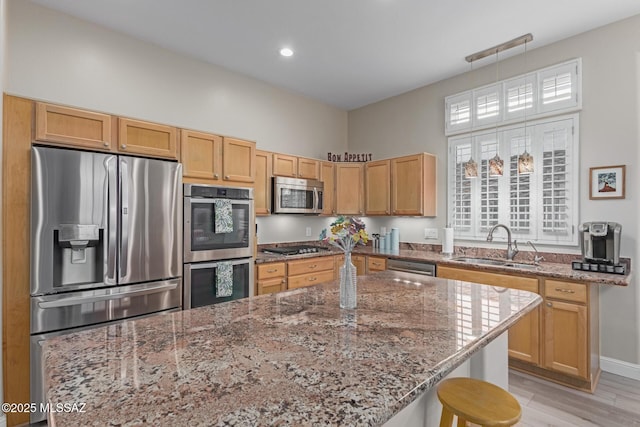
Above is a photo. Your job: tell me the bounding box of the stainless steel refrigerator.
[29,146,183,423]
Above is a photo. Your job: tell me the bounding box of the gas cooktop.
[262,245,329,256]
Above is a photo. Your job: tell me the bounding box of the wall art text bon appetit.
[327,152,373,162]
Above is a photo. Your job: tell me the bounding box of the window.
[445,59,581,136]
[448,115,578,246]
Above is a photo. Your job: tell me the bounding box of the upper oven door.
[184,197,255,262]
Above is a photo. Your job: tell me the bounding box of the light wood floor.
[509,369,640,426]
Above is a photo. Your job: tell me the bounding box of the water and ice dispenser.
[52,224,104,288]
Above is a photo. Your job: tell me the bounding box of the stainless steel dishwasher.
[386,258,437,276]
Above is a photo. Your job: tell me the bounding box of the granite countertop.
[256,245,631,287]
[44,271,540,426]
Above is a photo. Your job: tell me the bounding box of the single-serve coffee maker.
[573,222,625,274]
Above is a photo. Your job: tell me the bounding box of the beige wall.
[349,15,640,365]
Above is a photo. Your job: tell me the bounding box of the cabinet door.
[36,102,113,151]
[508,306,540,364]
[367,256,387,273]
[273,153,298,177]
[365,160,391,215]
[298,157,320,180]
[352,255,366,276]
[118,118,178,159]
[320,162,336,216]
[544,300,588,379]
[288,270,334,289]
[391,153,436,216]
[257,277,286,295]
[288,257,334,276]
[335,163,364,215]
[257,262,286,280]
[222,137,255,183]
[181,130,222,181]
[255,150,273,215]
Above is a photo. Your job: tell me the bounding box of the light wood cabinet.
[182,131,255,185]
[255,150,273,216]
[35,102,114,151]
[335,163,364,215]
[222,137,256,183]
[437,265,599,391]
[256,262,286,295]
[334,254,366,277]
[365,160,391,215]
[391,153,436,216]
[181,129,222,180]
[543,279,592,382]
[298,157,320,180]
[437,265,540,365]
[287,256,335,290]
[273,153,319,179]
[320,162,336,216]
[367,256,387,273]
[118,117,178,159]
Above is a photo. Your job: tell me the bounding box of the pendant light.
[464,60,478,179]
[518,38,534,175]
[489,50,504,177]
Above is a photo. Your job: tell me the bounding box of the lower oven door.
[184,258,254,309]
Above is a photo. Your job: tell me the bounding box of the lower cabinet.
[436,265,598,391]
[367,256,387,273]
[256,262,286,296]
[287,256,335,290]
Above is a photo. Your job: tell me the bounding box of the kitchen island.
[43,271,541,426]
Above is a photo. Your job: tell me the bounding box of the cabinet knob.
[121,144,127,149]
[103,142,109,147]
[267,208,270,213]
[546,302,552,307]
[225,175,230,180]
[281,279,286,284]
[214,174,219,179]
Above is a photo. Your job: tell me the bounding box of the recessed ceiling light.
[279,47,294,57]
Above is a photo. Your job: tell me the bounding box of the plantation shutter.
[474,84,501,127]
[445,93,472,134]
[504,74,535,121]
[506,129,533,235]
[478,135,500,232]
[449,139,474,236]
[539,62,579,113]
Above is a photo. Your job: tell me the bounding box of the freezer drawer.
[30,279,182,334]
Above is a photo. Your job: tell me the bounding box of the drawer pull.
[546,302,552,307]
[372,262,381,266]
[308,277,317,282]
[266,269,278,273]
[308,264,317,269]
[555,288,575,294]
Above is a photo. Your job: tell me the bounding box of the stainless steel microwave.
[272,176,324,214]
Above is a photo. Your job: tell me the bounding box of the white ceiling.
[30,0,640,110]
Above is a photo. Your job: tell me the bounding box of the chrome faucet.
[486,224,519,260]
[526,241,545,265]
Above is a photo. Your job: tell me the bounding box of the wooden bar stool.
[437,377,521,427]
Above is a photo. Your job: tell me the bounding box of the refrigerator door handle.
[106,156,118,285]
[37,282,179,309]
[119,158,129,280]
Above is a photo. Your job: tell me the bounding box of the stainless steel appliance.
[184,184,254,262]
[30,146,182,423]
[262,245,329,256]
[183,184,255,308]
[573,221,625,274]
[387,258,437,276]
[272,176,324,214]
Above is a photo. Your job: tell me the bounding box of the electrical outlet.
[305,227,312,237]
[424,228,438,239]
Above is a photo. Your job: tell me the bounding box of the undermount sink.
[452,257,539,270]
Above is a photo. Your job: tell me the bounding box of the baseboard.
[600,356,640,381]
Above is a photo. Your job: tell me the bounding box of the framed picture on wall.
[589,165,626,200]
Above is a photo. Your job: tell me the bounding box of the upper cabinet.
[391,153,436,216]
[119,117,178,160]
[35,102,114,151]
[335,163,364,215]
[320,161,335,216]
[255,150,273,216]
[181,131,255,186]
[273,153,320,179]
[181,129,222,180]
[365,159,391,215]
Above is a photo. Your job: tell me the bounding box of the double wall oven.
[183,184,255,309]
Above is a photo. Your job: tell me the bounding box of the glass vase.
[340,251,357,309]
